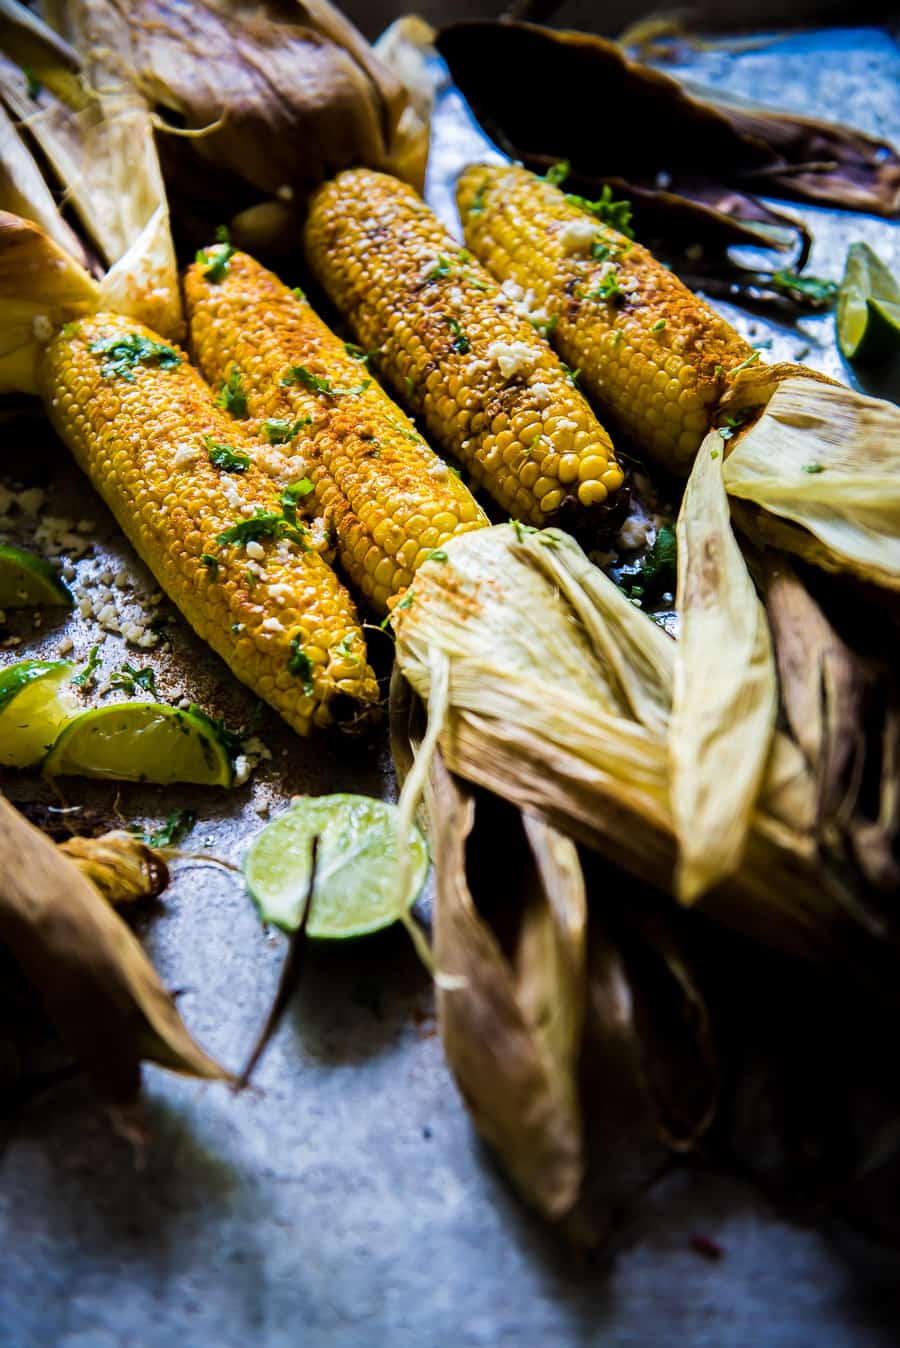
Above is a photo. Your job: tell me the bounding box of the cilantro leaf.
[263,416,312,444]
[288,636,314,693]
[89,333,181,381]
[206,437,251,472]
[145,809,195,849]
[565,185,634,239]
[72,644,101,687]
[543,161,570,187]
[110,664,157,697]
[217,366,248,418]
[282,366,370,398]
[197,225,235,282]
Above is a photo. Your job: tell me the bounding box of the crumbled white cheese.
[268,583,295,605]
[245,540,265,561]
[232,754,252,787]
[308,519,330,554]
[96,603,120,632]
[558,218,599,252]
[173,444,201,468]
[261,616,285,634]
[529,382,552,408]
[114,568,129,589]
[428,462,449,481]
[78,596,92,618]
[486,340,539,380]
[58,636,74,655]
[17,488,45,516]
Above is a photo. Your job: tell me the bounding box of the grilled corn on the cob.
[184,248,488,614]
[304,168,625,524]
[457,164,756,473]
[38,313,379,736]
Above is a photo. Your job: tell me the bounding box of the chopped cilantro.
[72,644,101,687]
[110,663,157,697]
[62,321,80,339]
[714,364,724,379]
[585,271,623,303]
[770,271,838,306]
[428,255,453,280]
[337,634,361,665]
[89,333,181,381]
[510,520,539,542]
[610,329,623,346]
[404,375,416,397]
[565,185,634,239]
[288,636,314,693]
[206,437,251,472]
[217,508,307,549]
[23,66,41,99]
[427,549,448,563]
[803,462,825,474]
[202,553,220,577]
[469,179,490,214]
[145,809,195,849]
[652,318,667,332]
[280,478,315,525]
[292,286,307,302]
[543,161,570,188]
[618,523,676,601]
[263,416,312,444]
[386,415,422,444]
[217,366,248,418]
[730,350,761,375]
[344,342,378,365]
[196,225,235,282]
[445,316,471,354]
[282,366,370,398]
[710,448,720,459]
[561,362,581,385]
[531,314,558,338]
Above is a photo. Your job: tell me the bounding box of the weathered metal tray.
[1,23,899,1348]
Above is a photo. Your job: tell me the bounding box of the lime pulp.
[42,700,234,785]
[0,659,77,767]
[0,544,72,608]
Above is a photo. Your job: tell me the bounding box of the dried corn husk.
[0,210,99,393]
[670,436,777,901]
[0,0,182,337]
[723,377,900,593]
[59,830,169,905]
[391,526,870,965]
[0,95,87,263]
[428,752,586,1222]
[0,795,230,1136]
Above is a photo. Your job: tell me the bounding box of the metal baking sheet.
[1,23,899,1348]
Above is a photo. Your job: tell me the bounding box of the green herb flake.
[344,341,378,365]
[445,316,471,355]
[469,178,490,214]
[282,365,370,398]
[217,508,307,550]
[145,808,195,849]
[206,437,251,472]
[89,333,181,382]
[531,313,558,338]
[72,644,101,688]
[710,448,720,459]
[263,416,312,444]
[23,66,42,99]
[565,185,634,239]
[110,663,157,697]
[281,478,315,526]
[510,520,539,542]
[561,362,581,386]
[652,318,667,332]
[770,270,838,306]
[404,375,416,398]
[427,549,448,563]
[386,415,423,444]
[292,286,307,302]
[217,366,248,418]
[803,462,825,474]
[730,350,761,375]
[543,161,570,188]
[714,364,724,379]
[202,552,220,577]
[717,410,750,442]
[288,636,314,693]
[429,255,453,280]
[197,225,235,282]
[62,321,81,339]
[337,634,361,665]
[585,271,623,303]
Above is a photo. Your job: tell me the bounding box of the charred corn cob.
[184,248,487,614]
[304,169,625,524]
[38,314,379,736]
[457,164,756,473]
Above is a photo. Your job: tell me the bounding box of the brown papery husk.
[436,22,900,217]
[76,0,427,218]
[0,794,231,1137]
[59,830,169,906]
[428,750,587,1224]
[392,526,896,984]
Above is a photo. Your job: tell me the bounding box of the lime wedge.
[837,241,900,363]
[43,701,234,785]
[0,544,72,608]
[0,659,77,767]
[244,793,429,939]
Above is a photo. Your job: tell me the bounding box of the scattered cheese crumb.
[558,218,599,252]
[245,541,266,561]
[58,636,74,655]
[232,754,252,787]
[173,444,201,468]
[486,340,539,380]
[261,616,285,634]
[530,382,552,408]
[268,583,295,605]
[428,462,449,481]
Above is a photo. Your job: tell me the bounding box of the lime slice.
[837,241,900,363]
[43,700,234,785]
[0,545,72,608]
[0,659,77,767]
[244,793,429,939]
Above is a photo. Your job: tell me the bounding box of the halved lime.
[42,700,234,785]
[837,241,900,363]
[0,660,77,767]
[244,793,429,939]
[0,545,72,608]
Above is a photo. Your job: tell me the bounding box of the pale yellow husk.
[670,436,778,902]
[723,376,900,592]
[392,525,853,961]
